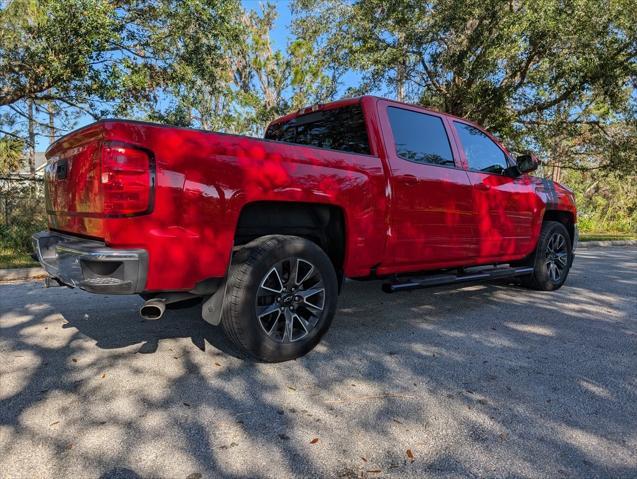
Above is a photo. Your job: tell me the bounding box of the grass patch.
[0,246,39,269]
[579,232,637,242]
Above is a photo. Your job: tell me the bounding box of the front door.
[378,102,478,273]
[452,120,538,261]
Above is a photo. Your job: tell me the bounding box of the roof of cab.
[266,95,463,130]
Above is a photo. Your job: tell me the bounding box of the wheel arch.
[543,209,575,246]
[234,201,347,281]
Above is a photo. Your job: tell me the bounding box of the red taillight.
[101,144,152,215]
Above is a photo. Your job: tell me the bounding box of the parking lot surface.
[1,247,636,478]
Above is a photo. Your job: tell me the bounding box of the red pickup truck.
[33,96,577,361]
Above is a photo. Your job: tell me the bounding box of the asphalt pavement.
[1,247,636,478]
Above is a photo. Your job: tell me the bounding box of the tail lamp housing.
[101,143,154,216]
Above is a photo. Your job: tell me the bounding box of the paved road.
[1,247,636,479]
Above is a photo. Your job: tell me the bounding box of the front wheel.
[521,221,573,291]
[221,235,338,362]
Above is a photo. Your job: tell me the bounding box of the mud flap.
[201,275,228,326]
[201,248,236,326]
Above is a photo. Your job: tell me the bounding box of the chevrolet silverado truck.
[33,96,577,362]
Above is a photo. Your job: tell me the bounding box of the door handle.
[474,183,491,191]
[402,174,418,186]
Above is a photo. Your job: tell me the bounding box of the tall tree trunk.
[48,102,55,145]
[552,164,562,183]
[549,141,563,183]
[27,99,36,178]
[396,60,405,102]
[396,34,406,102]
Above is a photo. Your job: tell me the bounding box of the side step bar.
[382,266,534,293]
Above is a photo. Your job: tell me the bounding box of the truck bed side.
[45,120,387,291]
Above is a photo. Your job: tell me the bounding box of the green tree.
[294,0,637,175]
[0,0,115,174]
[0,0,115,108]
[0,136,24,175]
[231,2,337,134]
[109,0,243,121]
[151,2,339,136]
[1,0,336,148]
[0,0,243,170]
[564,169,637,233]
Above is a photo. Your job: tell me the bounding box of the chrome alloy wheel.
[255,257,326,343]
[544,231,568,283]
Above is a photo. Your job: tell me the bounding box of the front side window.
[387,107,455,167]
[264,104,370,155]
[454,122,509,174]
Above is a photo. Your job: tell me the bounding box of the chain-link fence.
[0,175,47,254]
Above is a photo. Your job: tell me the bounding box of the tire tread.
[220,235,336,362]
[521,221,572,291]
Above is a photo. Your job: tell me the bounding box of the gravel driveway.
[1,246,636,479]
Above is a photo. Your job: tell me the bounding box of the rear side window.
[454,122,509,174]
[265,104,370,154]
[387,107,455,167]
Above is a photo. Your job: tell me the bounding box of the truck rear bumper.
[32,231,148,294]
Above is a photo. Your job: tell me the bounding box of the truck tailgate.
[45,123,153,238]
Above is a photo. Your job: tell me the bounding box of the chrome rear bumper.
[32,231,147,294]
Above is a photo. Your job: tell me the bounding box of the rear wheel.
[521,221,573,291]
[221,235,338,362]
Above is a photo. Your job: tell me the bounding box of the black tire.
[221,235,338,362]
[520,221,573,291]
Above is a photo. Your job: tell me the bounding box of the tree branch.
[8,104,54,129]
[0,129,25,141]
[500,44,540,93]
[517,84,580,116]
[418,55,446,95]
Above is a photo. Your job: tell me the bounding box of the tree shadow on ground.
[1,248,636,478]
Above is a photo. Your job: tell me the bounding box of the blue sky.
[243,0,293,51]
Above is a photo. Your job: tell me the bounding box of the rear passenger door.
[451,121,538,260]
[379,102,478,271]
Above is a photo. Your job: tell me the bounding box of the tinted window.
[455,122,509,174]
[387,107,455,167]
[264,104,370,154]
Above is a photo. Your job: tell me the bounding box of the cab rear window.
[265,104,370,155]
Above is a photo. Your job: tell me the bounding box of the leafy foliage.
[563,170,637,233]
[0,0,115,107]
[0,179,46,255]
[149,2,337,134]
[0,136,24,174]
[108,0,244,120]
[294,0,637,175]
[0,0,244,137]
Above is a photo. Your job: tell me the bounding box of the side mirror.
[516,153,541,174]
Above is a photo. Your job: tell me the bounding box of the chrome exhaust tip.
[140,299,166,320]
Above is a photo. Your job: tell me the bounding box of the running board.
[382,266,534,293]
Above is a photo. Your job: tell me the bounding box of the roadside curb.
[0,267,46,282]
[578,240,637,248]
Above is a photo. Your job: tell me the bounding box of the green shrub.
[562,170,637,234]
[0,180,47,255]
